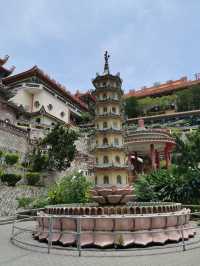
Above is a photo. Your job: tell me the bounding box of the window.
[35,117,41,124]
[112,107,116,113]
[96,157,98,164]
[103,93,107,99]
[103,137,108,145]
[103,175,109,184]
[117,175,122,184]
[103,107,107,113]
[60,111,65,117]
[103,121,108,128]
[47,104,53,111]
[113,121,117,128]
[95,176,98,185]
[34,101,40,108]
[114,138,119,145]
[103,156,109,164]
[115,156,120,164]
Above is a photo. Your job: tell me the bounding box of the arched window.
[113,121,117,129]
[34,101,40,108]
[60,111,65,117]
[103,107,107,113]
[95,176,98,185]
[103,175,109,184]
[103,121,108,128]
[96,157,98,164]
[117,175,122,184]
[103,156,109,164]
[115,156,120,164]
[112,107,116,113]
[103,93,107,99]
[47,104,53,111]
[114,138,119,146]
[103,137,108,145]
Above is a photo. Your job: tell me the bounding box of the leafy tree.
[28,148,47,172]
[172,127,200,171]
[176,89,193,111]
[77,112,92,124]
[124,96,140,118]
[0,85,16,100]
[42,124,78,171]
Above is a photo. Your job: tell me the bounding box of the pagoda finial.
[103,51,110,75]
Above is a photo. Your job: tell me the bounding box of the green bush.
[30,196,50,208]
[16,196,33,208]
[134,167,200,204]
[1,173,21,186]
[5,153,19,165]
[0,150,3,158]
[48,172,92,204]
[26,172,40,186]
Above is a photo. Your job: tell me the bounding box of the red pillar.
[155,150,160,169]
[164,144,170,169]
[150,144,156,170]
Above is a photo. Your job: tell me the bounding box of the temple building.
[125,119,176,179]
[0,55,91,141]
[92,52,128,187]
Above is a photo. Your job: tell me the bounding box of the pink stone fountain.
[34,200,195,248]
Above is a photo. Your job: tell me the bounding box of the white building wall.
[11,85,70,124]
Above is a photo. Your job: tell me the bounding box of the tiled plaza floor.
[0,223,200,266]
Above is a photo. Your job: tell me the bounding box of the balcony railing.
[95,144,124,149]
[96,127,122,132]
[95,112,122,118]
[96,97,120,102]
[95,163,128,169]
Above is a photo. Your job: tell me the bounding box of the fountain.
[34,52,195,248]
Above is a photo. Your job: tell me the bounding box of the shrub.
[1,173,21,186]
[134,167,200,204]
[30,196,50,208]
[26,172,40,186]
[0,150,3,158]
[48,171,92,204]
[16,196,33,208]
[5,153,19,165]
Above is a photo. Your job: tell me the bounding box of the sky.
[1,0,200,93]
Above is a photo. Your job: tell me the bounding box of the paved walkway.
[0,223,200,266]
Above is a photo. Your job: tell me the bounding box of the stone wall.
[0,120,29,157]
[0,185,47,216]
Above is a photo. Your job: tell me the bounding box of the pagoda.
[91,52,134,205]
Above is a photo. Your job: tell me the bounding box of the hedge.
[1,173,21,186]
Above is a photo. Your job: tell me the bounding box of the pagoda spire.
[103,51,110,75]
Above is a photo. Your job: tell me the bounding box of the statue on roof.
[103,50,110,75]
